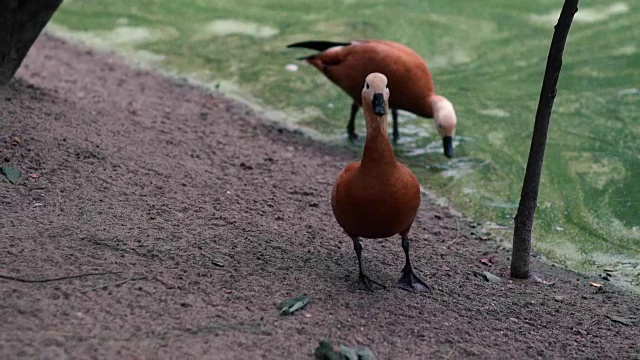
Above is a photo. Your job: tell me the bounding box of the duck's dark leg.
[392,108,399,143]
[398,231,430,292]
[347,102,360,141]
[351,236,385,291]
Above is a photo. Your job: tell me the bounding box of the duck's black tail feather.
[296,54,317,61]
[286,40,350,52]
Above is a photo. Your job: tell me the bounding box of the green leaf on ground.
[314,340,342,360]
[473,270,502,283]
[313,340,377,360]
[339,344,376,360]
[278,294,310,315]
[607,315,636,326]
[1,166,21,184]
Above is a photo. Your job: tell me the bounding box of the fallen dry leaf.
[472,270,501,283]
[533,274,558,286]
[479,257,494,266]
[278,295,310,315]
[29,173,41,179]
[11,136,21,145]
[607,315,636,326]
[588,280,603,288]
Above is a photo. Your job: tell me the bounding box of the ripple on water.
[483,200,518,209]
[48,23,178,64]
[434,157,486,179]
[200,19,279,38]
[565,152,626,190]
[52,24,179,46]
[478,108,510,118]
[530,2,630,25]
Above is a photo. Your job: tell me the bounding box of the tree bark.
[0,0,64,85]
[511,0,579,279]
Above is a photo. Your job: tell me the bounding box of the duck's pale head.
[362,72,390,117]
[431,95,457,158]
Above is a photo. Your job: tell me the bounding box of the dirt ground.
[1,34,639,359]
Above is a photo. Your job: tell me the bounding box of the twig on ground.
[200,252,225,267]
[81,275,148,293]
[93,175,117,187]
[149,275,174,289]
[446,216,461,248]
[0,271,121,283]
[86,237,154,260]
[444,346,457,360]
[184,321,272,336]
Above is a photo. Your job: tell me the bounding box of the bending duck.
[331,72,429,292]
[287,39,457,158]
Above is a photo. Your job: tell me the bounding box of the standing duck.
[331,72,429,292]
[287,39,457,158]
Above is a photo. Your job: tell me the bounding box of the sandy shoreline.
[1,34,638,359]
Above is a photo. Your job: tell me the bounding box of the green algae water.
[49,0,640,289]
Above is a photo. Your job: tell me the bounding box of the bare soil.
[1,34,639,359]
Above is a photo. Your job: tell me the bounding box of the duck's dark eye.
[365,83,369,89]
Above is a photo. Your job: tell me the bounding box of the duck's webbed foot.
[358,272,386,292]
[398,265,430,293]
[351,236,385,292]
[397,232,431,293]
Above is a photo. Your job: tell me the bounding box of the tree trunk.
[511,0,579,279]
[0,0,64,85]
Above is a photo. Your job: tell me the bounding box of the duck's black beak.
[372,93,386,116]
[443,136,454,158]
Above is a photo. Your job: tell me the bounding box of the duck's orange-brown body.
[304,40,436,118]
[331,154,421,239]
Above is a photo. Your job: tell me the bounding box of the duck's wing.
[331,162,360,210]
